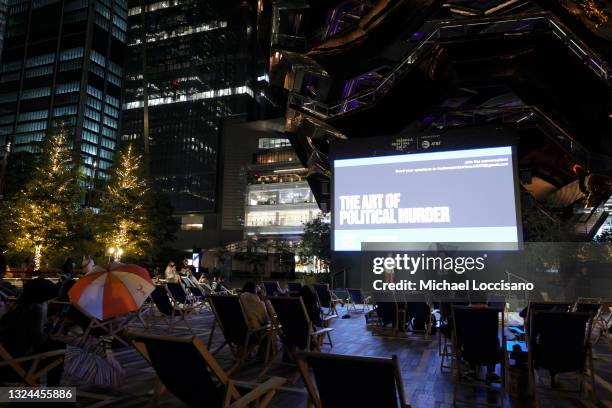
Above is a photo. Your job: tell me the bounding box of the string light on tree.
[4,125,79,270]
[96,145,153,260]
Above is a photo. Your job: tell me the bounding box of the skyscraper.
[122,0,274,236]
[0,0,7,64]
[0,0,127,183]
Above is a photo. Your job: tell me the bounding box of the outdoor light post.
[107,247,124,263]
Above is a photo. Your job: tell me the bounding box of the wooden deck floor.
[73,306,612,408]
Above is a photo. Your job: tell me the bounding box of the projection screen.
[332,146,521,251]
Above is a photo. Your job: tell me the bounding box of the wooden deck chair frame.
[596,306,612,344]
[451,306,509,408]
[573,297,609,345]
[527,310,596,404]
[438,300,471,372]
[207,294,274,375]
[163,283,195,333]
[346,288,371,312]
[0,344,65,386]
[296,352,411,408]
[371,302,406,337]
[312,283,341,317]
[269,296,334,363]
[72,303,136,346]
[180,276,210,313]
[128,331,286,408]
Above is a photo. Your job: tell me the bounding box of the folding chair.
[346,288,371,312]
[596,306,612,344]
[438,300,469,372]
[129,331,285,408]
[268,296,334,362]
[287,282,303,296]
[572,298,607,343]
[67,304,135,347]
[207,294,274,375]
[370,301,407,337]
[405,302,433,337]
[180,277,209,312]
[0,344,65,386]
[528,310,595,401]
[150,285,194,333]
[297,351,411,408]
[312,283,341,316]
[524,302,571,335]
[166,281,195,308]
[262,281,285,297]
[452,306,508,407]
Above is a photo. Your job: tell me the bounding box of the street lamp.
[107,247,115,263]
[116,248,124,262]
[108,247,124,263]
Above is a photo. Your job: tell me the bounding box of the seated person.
[0,255,19,298]
[239,282,269,329]
[164,262,179,283]
[300,285,322,328]
[0,281,65,386]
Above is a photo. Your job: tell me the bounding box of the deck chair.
[572,298,607,343]
[269,297,334,362]
[596,306,612,344]
[296,351,411,408]
[262,281,286,297]
[405,302,433,336]
[287,282,302,296]
[0,344,65,386]
[452,306,507,407]
[346,288,371,312]
[370,301,408,337]
[150,285,194,333]
[166,281,195,307]
[312,283,341,316]
[180,277,209,312]
[207,294,273,375]
[65,304,135,347]
[524,302,571,335]
[438,300,469,371]
[528,310,595,400]
[128,331,285,408]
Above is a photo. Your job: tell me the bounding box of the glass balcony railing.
[288,12,611,119]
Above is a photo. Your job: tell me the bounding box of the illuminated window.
[181,215,204,231]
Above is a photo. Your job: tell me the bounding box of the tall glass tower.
[122,0,273,222]
[0,0,127,183]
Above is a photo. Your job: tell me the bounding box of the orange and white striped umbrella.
[68,263,154,320]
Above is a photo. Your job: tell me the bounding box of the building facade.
[0,0,127,183]
[244,137,320,241]
[122,0,274,229]
[0,0,7,64]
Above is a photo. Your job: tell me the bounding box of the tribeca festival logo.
[371,253,535,292]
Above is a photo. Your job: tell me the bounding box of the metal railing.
[287,12,611,120]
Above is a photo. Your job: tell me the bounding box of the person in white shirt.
[164,261,178,282]
[82,255,95,275]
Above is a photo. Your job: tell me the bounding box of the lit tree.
[96,145,153,260]
[3,127,81,270]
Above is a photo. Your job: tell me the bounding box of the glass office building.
[122,0,272,217]
[0,0,127,181]
[244,137,321,241]
[0,0,7,64]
